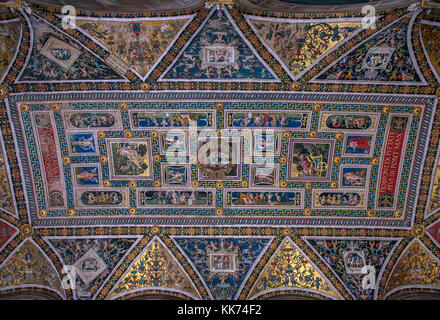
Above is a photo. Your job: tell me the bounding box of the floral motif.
[250,20,360,77]
[385,240,440,295]
[110,238,200,299]
[0,240,63,296]
[77,18,188,78]
[249,238,340,299]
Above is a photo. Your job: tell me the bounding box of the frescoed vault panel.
[159,8,280,82]
[7,92,434,228]
[244,15,363,81]
[1,1,440,301]
[17,14,126,83]
[312,13,426,85]
[71,15,196,80]
[420,20,440,82]
[304,236,401,300]
[0,18,21,82]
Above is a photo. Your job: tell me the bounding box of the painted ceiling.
[0,0,440,301]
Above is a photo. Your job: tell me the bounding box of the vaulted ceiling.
[0,0,439,300]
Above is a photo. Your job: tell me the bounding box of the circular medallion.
[153,154,161,163]
[0,84,9,99]
[290,82,300,91]
[382,106,391,115]
[62,156,71,165]
[150,131,158,138]
[216,181,224,190]
[304,208,312,216]
[100,155,108,163]
[395,210,403,218]
[119,102,128,111]
[312,104,322,112]
[66,208,75,216]
[366,209,375,217]
[412,107,422,116]
[215,102,224,111]
[241,129,251,138]
[129,181,137,189]
[279,156,288,164]
[38,209,47,217]
[129,207,137,215]
[411,224,425,238]
[103,179,111,187]
[282,131,291,139]
[189,155,198,163]
[334,132,344,140]
[280,180,287,188]
[97,131,106,139]
[151,225,160,234]
[124,130,132,138]
[241,180,248,188]
[305,182,313,190]
[141,83,151,91]
[20,224,33,238]
[51,103,60,112]
[20,104,29,112]
[309,130,318,138]
[191,180,199,188]
[189,130,198,138]
[153,180,161,187]
[215,208,223,216]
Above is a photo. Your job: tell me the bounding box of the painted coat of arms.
[288,139,333,181]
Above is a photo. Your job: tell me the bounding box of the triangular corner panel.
[248,237,341,300]
[304,237,399,300]
[0,239,65,299]
[171,236,273,300]
[45,236,140,300]
[73,15,194,80]
[384,239,440,298]
[426,145,440,219]
[245,16,363,81]
[159,8,280,82]
[0,133,17,218]
[312,15,426,85]
[17,14,126,83]
[0,219,18,251]
[0,18,21,82]
[108,236,201,300]
[427,219,440,250]
[420,20,440,82]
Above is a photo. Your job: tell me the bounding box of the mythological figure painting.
[69,134,97,155]
[111,141,151,177]
[341,166,369,188]
[139,190,213,207]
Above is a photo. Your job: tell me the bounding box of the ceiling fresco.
[0,0,439,301]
